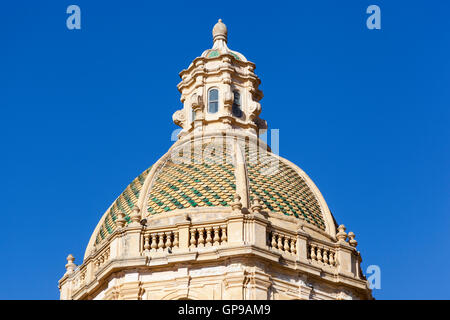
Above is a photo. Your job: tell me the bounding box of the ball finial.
[336,224,348,243]
[212,19,227,43]
[65,254,76,274]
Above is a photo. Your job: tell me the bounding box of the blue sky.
[1,1,449,299]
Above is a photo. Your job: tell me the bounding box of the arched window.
[208,88,219,113]
[232,90,242,117]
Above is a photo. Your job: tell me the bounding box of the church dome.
[61,19,372,301]
[83,19,337,260]
[87,135,333,258]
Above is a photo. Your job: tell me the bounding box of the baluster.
[173,232,179,248]
[329,251,335,266]
[317,247,323,262]
[144,234,150,251]
[284,237,290,253]
[198,228,205,247]
[290,238,296,255]
[220,226,227,243]
[165,231,172,249]
[323,248,329,264]
[157,232,165,251]
[151,234,157,252]
[310,244,316,261]
[205,227,213,247]
[213,226,220,245]
[277,233,283,251]
[190,229,197,248]
[271,232,277,249]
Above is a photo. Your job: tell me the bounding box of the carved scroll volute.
[220,66,233,115]
[223,89,233,115]
[191,93,204,120]
[248,99,267,132]
[248,101,261,121]
[172,109,186,128]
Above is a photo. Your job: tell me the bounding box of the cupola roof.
[86,134,334,258]
[83,21,336,260]
[201,19,247,62]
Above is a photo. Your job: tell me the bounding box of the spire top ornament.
[212,18,227,44]
[65,254,76,274]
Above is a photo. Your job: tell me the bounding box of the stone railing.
[307,241,337,268]
[71,266,86,292]
[143,230,180,253]
[141,222,228,253]
[67,242,111,295]
[267,229,297,257]
[266,226,340,271]
[69,243,110,296]
[60,209,366,300]
[94,246,111,271]
[189,224,227,248]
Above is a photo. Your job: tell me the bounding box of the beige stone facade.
[58,20,372,300]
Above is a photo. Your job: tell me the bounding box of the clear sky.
[1,1,449,299]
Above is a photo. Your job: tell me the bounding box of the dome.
[86,134,334,258]
[62,19,372,302]
[203,49,244,61]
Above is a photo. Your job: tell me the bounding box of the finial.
[347,231,358,248]
[336,224,348,243]
[231,194,242,211]
[65,254,76,274]
[67,254,74,264]
[115,210,126,228]
[251,197,262,214]
[212,18,227,44]
[130,206,141,225]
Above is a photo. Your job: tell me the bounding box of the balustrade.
[307,243,337,267]
[189,225,227,248]
[94,247,110,271]
[143,231,179,252]
[267,231,297,256]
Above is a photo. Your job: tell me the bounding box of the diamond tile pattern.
[95,168,151,245]
[245,145,326,230]
[94,139,326,245]
[147,139,236,214]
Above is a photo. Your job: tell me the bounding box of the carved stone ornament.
[173,109,186,127]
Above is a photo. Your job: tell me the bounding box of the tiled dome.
[93,138,327,246]
[202,48,244,61]
[87,19,333,255]
[93,168,151,245]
